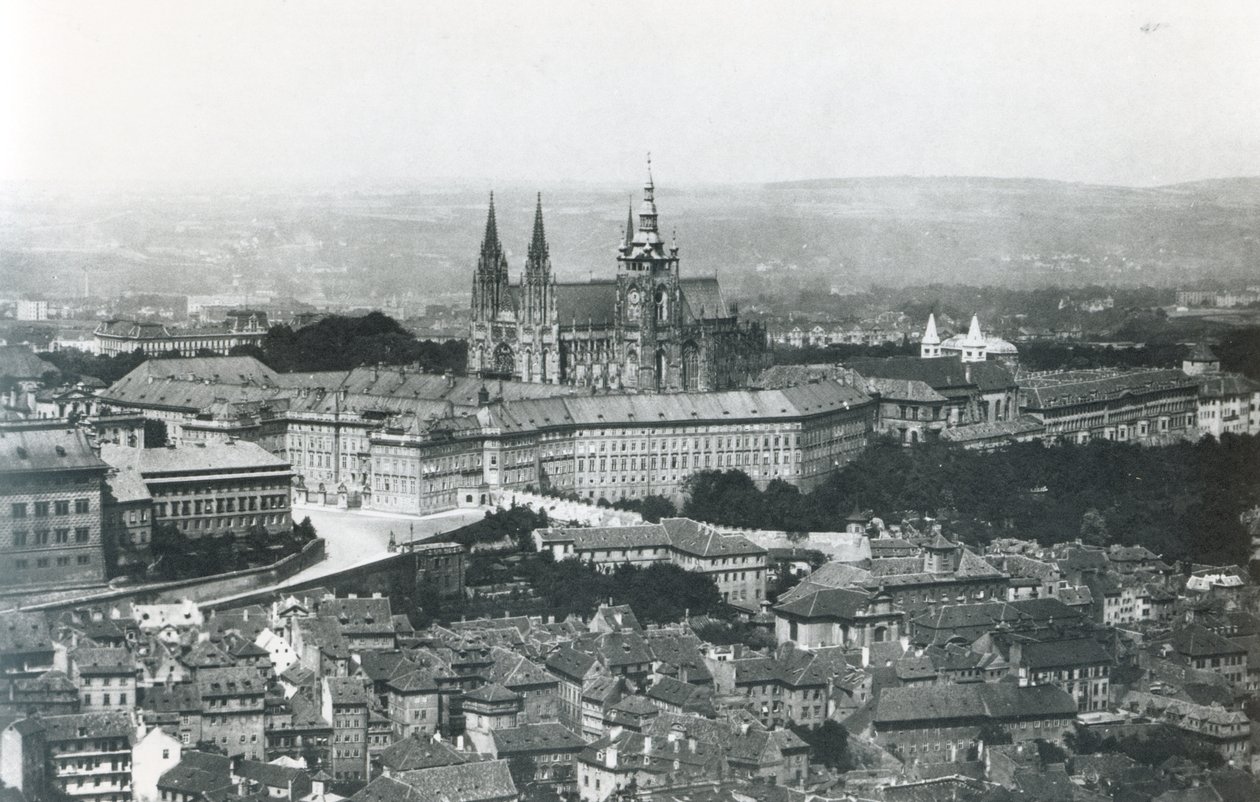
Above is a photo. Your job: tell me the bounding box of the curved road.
[201,504,488,607]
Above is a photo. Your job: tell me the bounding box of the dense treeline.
[683,434,1260,566]
[1215,326,1260,380]
[517,556,728,624]
[40,348,159,385]
[233,312,466,374]
[1016,342,1185,373]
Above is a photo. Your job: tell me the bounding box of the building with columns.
[467,165,766,392]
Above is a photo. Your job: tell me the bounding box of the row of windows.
[11,499,91,518]
[11,527,91,546]
[14,555,92,569]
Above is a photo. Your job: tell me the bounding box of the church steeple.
[527,193,548,267]
[481,193,504,262]
[472,193,509,323]
[523,193,554,327]
[623,199,634,248]
[636,155,660,240]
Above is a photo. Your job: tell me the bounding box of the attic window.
[55,446,67,456]
[15,447,27,459]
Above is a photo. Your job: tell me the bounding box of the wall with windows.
[1,467,107,590]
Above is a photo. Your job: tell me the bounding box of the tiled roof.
[464,682,519,704]
[773,587,872,620]
[387,669,440,694]
[0,427,107,474]
[939,415,1045,443]
[848,355,981,390]
[874,683,1076,725]
[552,281,617,327]
[538,517,764,558]
[1198,372,1260,399]
[196,666,265,697]
[1018,638,1112,670]
[325,676,372,705]
[680,277,731,321]
[1020,368,1197,410]
[234,759,306,789]
[487,648,554,690]
[387,760,516,802]
[101,440,288,476]
[0,346,57,379]
[491,722,586,754]
[1170,624,1246,658]
[72,647,134,675]
[864,377,948,403]
[158,751,232,799]
[41,711,135,742]
[378,735,469,772]
[1,611,55,654]
[143,683,201,712]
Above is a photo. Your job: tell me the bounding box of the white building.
[16,300,49,321]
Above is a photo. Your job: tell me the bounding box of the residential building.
[71,648,136,713]
[0,715,46,799]
[100,441,292,540]
[94,315,267,358]
[1019,368,1199,443]
[535,518,768,610]
[131,726,181,802]
[322,677,371,782]
[196,666,266,759]
[489,722,586,793]
[871,684,1077,764]
[0,425,109,589]
[43,712,137,802]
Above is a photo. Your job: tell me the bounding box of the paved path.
[201,505,487,607]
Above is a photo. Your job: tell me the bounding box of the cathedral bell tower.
[471,193,509,323]
[522,194,555,327]
[617,157,682,390]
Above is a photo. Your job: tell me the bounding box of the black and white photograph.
[1,2,1259,800]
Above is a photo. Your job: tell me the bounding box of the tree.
[792,721,853,771]
[143,418,168,448]
[1079,508,1109,547]
[977,721,1012,747]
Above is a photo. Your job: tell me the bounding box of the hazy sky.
[3,0,1259,188]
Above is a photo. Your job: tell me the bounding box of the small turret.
[921,313,942,358]
[961,314,987,363]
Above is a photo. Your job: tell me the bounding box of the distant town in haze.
[2,4,1260,802]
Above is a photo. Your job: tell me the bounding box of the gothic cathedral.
[468,167,766,392]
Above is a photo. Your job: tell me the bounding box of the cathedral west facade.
[468,169,766,392]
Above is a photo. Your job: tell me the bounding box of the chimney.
[456,734,465,751]
[605,743,618,768]
[643,735,652,753]
[861,645,870,668]
[687,736,697,753]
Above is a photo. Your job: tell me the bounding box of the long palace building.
[468,165,767,392]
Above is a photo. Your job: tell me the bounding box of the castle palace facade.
[468,171,766,392]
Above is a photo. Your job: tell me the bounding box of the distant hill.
[2,176,1257,304]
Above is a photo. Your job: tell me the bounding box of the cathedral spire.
[480,192,503,259]
[637,153,659,237]
[623,198,634,247]
[527,192,548,265]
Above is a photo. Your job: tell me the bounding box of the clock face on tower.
[628,289,641,305]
